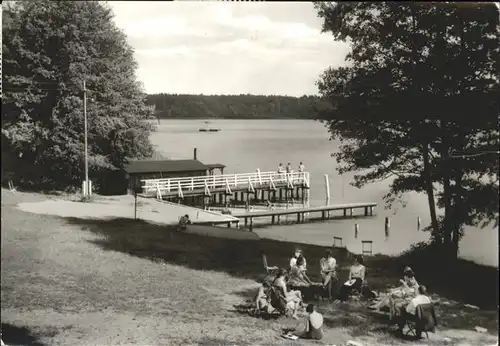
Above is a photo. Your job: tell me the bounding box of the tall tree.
[314,2,499,260]
[2,1,155,194]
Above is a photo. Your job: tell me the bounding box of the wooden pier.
[233,202,377,231]
[141,170,311,207]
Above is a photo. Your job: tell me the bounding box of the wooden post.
[279,188,283,201]
[385,217,390,237]
[417,217,421,231]
[277,215,281,224]
[364,206,368,216]
[297,213,300,223]
[343,209,347,217]
[370,206,374,216]
[271,215,275,224]
[249,217,253,231]
[134,191,137,220]
[324,174,330,205]
[354,223,359,239]
[245,217,248,226]
[350,208,353,217]
[322,211,325,220]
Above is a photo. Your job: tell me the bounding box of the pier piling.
[324,174,330,205]
[385,217,390,237]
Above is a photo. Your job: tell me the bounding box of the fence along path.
[141,169,310,199]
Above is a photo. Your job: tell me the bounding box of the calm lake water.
[150,119,498,267]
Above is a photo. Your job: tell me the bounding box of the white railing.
[141,170,310,197]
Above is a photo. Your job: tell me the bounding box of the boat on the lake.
[199,128,221,132]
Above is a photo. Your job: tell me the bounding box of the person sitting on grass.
[290,248,307,271]
[253,281,273,315]
[338,255,366,301]
[273,269,303,319]
[369,266,419,311]
[294,304,324,340]
[288,257,313,287]
[320,250,337,289]
[395,285,433,337]
[178,214,191,231]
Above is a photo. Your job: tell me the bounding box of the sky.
[107,1,350,96]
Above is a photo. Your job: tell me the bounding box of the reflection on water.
[150,119,498,267]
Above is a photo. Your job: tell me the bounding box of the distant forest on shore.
[146,94,330,119]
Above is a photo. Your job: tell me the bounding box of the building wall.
[129,170,208,192]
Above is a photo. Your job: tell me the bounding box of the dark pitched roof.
[125,159,208,174]
[205,163,226,169]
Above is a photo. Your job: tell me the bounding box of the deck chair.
[404,303,438,339]
[8,180,16,193]
[361,240,373,256]
[267,286,290,317]
[352,268,370,298]
[262,254,279,274]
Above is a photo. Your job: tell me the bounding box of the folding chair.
[262,253,279,274]
[361,240,373,256]
[404,303,437,339]
[8,180,16,193]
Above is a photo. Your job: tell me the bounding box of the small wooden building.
[125,159,225,193]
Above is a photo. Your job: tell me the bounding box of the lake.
[150,119,498,267]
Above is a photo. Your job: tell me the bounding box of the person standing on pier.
[278,163,285,173]
[298,162,305,173]
[278,163,285,183]
[286,162,292,173]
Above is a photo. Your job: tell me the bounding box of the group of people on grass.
[251,247,434,340]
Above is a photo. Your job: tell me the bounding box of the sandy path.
[17,196,236,224]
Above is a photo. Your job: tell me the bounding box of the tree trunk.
[439,120,454,261]
[422,141,440,242]
[451,176,463,260]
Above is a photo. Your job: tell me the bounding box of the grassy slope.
[1,189,498,345]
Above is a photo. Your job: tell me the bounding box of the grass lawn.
[1,188,498,345]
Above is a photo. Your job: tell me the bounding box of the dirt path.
[17,195,236,225]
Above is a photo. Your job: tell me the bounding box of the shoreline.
[9,189,498,269]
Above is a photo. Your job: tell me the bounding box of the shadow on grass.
[1,323,46,346]
[368,250,499,311]
[63,217,351,284]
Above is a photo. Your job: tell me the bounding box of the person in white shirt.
[286,162,292,173]
[396,285,432,335]
[320,250,337,288]
[405,285,431,315]
[289,248,307,271]
[295,304,324,340]
[338,255,366,301]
